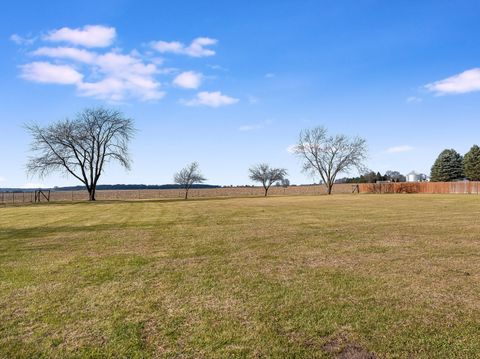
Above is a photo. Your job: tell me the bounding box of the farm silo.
[406,171,420,182]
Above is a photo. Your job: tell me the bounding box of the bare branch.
[249,163,288,196]
[293,126,367,194]
[25,107,136,200]
[173,162,207,199]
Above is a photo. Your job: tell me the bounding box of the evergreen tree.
[430,149,464,182]
[464,145,480,181]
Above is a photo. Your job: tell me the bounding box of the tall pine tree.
[464,145,480,181]
[430,149,464,182]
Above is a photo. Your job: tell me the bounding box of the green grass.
[1,194,480,358]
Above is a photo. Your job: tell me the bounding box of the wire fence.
[0,184,354,205]
[0,191,36,205]
[1,182,479,206]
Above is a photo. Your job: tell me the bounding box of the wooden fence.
[359,181,480,194]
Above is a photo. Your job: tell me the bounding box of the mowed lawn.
[1,195,480,358]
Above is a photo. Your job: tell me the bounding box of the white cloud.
[20,62,83,84]
[10,34,35,45]
[44,25,116,48]
[152,37,217,57]
[81,51,163,101]
[33,47,96,63]
[78,76,164,102]
[183,91,238,107]
[14,26,226,103]
[173,71,202,89]
[0,176,6,183]
[265,73,275,78]
[425,68,480,95]
[153,41,183,53]
[26,46,164,101]
[385,145,414,153]
[406,96,422,103]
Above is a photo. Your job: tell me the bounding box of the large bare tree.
[293,126,367,195]
[249,163,288,197]
[26,107,135,201]
[174,162,206,199]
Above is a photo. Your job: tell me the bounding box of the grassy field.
[1,195,480,358]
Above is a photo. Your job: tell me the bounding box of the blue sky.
[1,0,480,188]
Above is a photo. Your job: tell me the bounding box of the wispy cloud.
[239,119,272,131]
[385,145,414,153]
[44,25,116,48]
[10,34,36,45]
[208,64,228,71]
[151,37,217,57]
[406,96,422,104]
[286,144,298,154]
[425,68,480,95]
[182,91,238,107]
[265,73,275,78]
[173,71,202,89]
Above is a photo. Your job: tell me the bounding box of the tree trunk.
[184,188,189,200]
[88,186,96,201]
[327,183,333,195]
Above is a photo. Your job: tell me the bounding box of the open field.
[3,181,480,205]
[0,184,355,205]
[1,195,480,358]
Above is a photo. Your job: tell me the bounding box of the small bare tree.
[26,107,135,201]
[293,126,367,195]
[249,163,288,197]
[174,162,206,199]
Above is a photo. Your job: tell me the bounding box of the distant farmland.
[0,184,356,204]
[2,182,480,205]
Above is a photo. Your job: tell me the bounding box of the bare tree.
[385,170,406,182]
[174,162,206,199]
[26,107,135,201]
[249,163,288,197]
[293,126,367,195]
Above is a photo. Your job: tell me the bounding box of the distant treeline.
[336,171,406,184]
